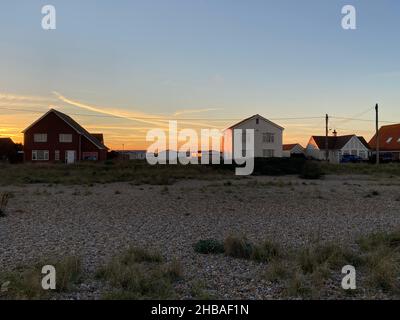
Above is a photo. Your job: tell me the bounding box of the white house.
[282,143,305,157]
[306,134,370,163]
[224,114,284,158]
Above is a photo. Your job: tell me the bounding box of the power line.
[0,106,398,124]
[0,106,325,122]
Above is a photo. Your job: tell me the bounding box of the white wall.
[228,116,283,158]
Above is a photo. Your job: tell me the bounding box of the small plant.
[224,235,254,259]
[251,240,281,263]
[300,162,324,180]
[0,192,10,217]
[190,280,216,300]
[96,246,180,300]
[0,256,82,299]
[194,239,225,254]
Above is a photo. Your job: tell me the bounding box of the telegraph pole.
[375,104,379,165]
[325,114,329,161]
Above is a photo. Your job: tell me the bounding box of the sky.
[1,0,400,149]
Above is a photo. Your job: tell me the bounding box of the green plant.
[96,246,180,300]
[194,239,225,254]
[300,162,324,180]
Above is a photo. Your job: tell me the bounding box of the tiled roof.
[311,135,354,150]
[283,143,302,151]
[369,124,400,151]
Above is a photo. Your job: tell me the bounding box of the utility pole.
[325,114,329,161]
[375,104,379,165]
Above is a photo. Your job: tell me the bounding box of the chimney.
[332,129,337,137]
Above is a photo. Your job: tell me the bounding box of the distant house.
[121,150,147,160]
[22,109,108,163]
[306,134,370,163]
[224,114,284,158]
[369,124,400,161]
[282,143,304,158]
[0,137,17,162]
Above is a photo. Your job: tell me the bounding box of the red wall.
[24,112,107,162]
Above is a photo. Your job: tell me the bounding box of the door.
[66,150,76,164]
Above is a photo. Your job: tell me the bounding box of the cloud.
[53,91,221,129]
[173,108,222,116]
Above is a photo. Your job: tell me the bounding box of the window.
[386,137,393,144]
[32,150,49,161]
[256,118,259,125]
[263,132,275,143]
[34,134,47,143]
[59,134,73,143]
[359,151,366,159]
[55,150,60,161]
[351,150,357,155]
[263,149,274,157]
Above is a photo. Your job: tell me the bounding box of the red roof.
[283,143,302,151]
[369,124,400,151]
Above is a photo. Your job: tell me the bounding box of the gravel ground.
[1,174,400,299]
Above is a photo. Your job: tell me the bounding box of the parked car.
[340,154,364,163]
[370,153,395,163]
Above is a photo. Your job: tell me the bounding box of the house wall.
[340,136,370,160]
[227,117,283,158]
[306,136,370,163]
[283,145,304,157]
[24,112,106,162]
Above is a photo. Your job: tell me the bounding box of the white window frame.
[34,133,47,143]
[59,134,73,143]
[263,149,274,157]
[32,150,49,161]
[263,132,275,143]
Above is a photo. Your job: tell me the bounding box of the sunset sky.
[1,0,400,150]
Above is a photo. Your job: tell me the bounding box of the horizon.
[1,0,400,149]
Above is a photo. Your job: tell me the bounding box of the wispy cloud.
[173,107,222,116]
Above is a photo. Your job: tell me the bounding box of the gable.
[23,109,108,150]
[227,114,284,131]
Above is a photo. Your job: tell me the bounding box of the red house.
[22,109,108,163]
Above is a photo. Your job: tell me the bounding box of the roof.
[283,143,303,151]
[22,109,108,150]
[358,136,370,150]
[0,137,15,146]
[311,135,357,150]
[369,124,400,151]
[226,114,284,131]
[91,133,104,144]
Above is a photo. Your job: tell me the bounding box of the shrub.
[251,240,281,263]
[224,235,253,259]
[0,192,10,217]
[96,246,180,300]
[300,162,324,180]
[194,239,225,254]
[0,256,82,299]
[297,243,359,274]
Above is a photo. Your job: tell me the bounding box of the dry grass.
[96,246,182,300]
[0,256,82,300]
[0,161,234,186]
[0,192,10,217]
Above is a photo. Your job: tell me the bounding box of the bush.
[224,235,254,259]
[251,240,281,262]
[300,162,324,180]
[96,246,181,300]
[253,158,306,176]
[194,239,225,254]
[0,192,10,217]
